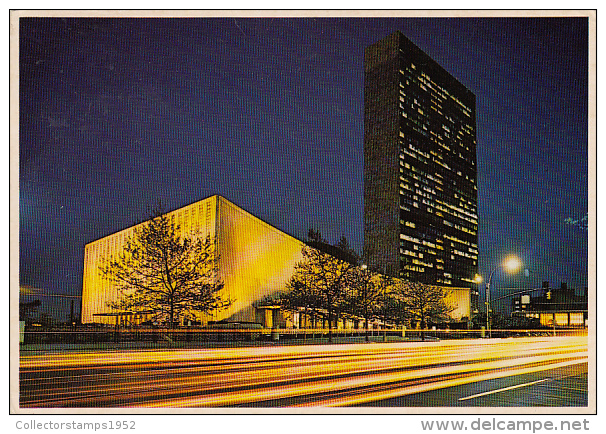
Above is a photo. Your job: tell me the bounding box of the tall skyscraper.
[364,31,479,311]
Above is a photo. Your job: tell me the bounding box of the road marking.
[458,378,550,401]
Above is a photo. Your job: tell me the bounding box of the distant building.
[364,31,479,314]
[512,282,588,327]
[82,195,305,327]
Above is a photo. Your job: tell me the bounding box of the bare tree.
[392,280,453,341]
[384,291,412,328]
[347,267,387,341]
[100,207,230,327]
[280,276,324,329]
[290,231,357,342]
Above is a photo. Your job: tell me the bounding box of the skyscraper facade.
[364,31,479,312]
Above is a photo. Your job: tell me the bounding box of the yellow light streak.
[20,336,588,408]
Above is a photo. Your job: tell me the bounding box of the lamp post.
[360,264,368,341]
[485,255,522,338]
[382,264,390,343]
[375,263,389,343]
[472,274,483,329]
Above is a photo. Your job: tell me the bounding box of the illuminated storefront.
[512,283,588,328]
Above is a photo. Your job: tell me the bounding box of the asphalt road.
[357,363,588,407]
[19,336,588,409]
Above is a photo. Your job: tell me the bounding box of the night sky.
[18,16,589,319]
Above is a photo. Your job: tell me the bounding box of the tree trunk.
[169,300,175,344]
[303,307,308,342]
[364,306,369,342]
[328,308,333,343]
[420,316,426,342]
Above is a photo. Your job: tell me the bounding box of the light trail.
[21,342,584,403]
[19,336,588,408]
[312,359,586,407]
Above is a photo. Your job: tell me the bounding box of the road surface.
[19,336,588,408]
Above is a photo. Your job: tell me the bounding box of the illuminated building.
[364,31,479,313]
[511,282,588,328]
[82,194,471,329]
[81,195,305,326]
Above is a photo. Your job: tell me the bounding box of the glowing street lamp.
[470,274,483,322]
[503,255,522,273]
[486,255,522,338]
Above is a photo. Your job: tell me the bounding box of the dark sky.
[18,17,589,319]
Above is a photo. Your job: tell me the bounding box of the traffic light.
[543,281,551,300]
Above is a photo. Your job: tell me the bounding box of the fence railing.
[19,326,588,348]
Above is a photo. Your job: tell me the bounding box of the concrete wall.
[82,196,218,324]
[81,196,303,325]
[444,287,471,321]
[213,197,304,323]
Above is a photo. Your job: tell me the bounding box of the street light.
[486,255,522,338]
[359,264,372,341]
[380,265,388,343]
[503,255,522,273]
